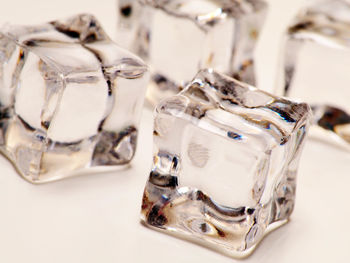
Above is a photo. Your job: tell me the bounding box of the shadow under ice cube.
[280,0,350,147]
[117,0,268,105]
[141,69,311,257]
[0,14,149,183]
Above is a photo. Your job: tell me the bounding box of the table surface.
[0,0,350,262]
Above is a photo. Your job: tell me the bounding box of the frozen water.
[0,14,149,183]
[280,0,350,146]
[117,0,268,106]
[141,69,311,257]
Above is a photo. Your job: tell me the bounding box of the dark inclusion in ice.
[92,126,138,165]
[313,105,350,143]
[141,69,311,258]
[0,14,149,183]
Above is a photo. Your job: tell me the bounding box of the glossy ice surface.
[0,14,149,183]
[141,69,311,257]
[117,0,267,106]
[280,0,350,146]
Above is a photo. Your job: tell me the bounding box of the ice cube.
[0,14,149,183]
[117,0,268,106]
[279,0,350,146]
[141,69,311,257]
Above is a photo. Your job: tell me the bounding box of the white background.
[0,0,350,262]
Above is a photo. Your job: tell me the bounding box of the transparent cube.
[117,0,268,106]
[141,69,311,257]
[279,0,350,147]
[0,14,149,183]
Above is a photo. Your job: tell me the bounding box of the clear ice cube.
[141,69,311,257]
[0,14,149,183]
[117,0,268,106]
[279,0,350,146]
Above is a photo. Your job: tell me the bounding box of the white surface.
[0,0,350,262]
